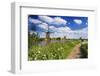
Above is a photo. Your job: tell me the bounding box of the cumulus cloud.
[48,26,71,33]
[67,27,88,39]
[38,16,53,24]
[80,27,88,33]
[29,17,42,24]
[38,23,48,31]
[73,19,82,24]
[51,27,88,39]
[49,26,56,30]
[29,16,87,39]
[38,26,88,39]
[38,16,67,26]
[57,26,71,32]
[53,17,67,25]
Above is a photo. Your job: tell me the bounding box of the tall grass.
[28,40,80,61]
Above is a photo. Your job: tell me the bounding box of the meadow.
[28,39,81,61]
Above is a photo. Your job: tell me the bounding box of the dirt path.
[67,44,81,59]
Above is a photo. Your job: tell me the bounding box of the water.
[33,40,67,46]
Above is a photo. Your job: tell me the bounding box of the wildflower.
[43,54,46,57]
[34,57,37,60]
[60,47,63,49]
[58,48,60,50]
[37,50,41,54]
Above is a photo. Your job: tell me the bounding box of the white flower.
[43,54,46,57]
[34,57,37,60]
[38,51,41,54]
[60,47,63,49]
[58,48,60,50]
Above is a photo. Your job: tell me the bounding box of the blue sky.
[28,15,88,39]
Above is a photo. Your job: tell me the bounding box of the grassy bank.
[80,41,88,58]
[28,40,80,61]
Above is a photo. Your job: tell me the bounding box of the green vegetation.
[28,32,88,60]
[28,40,80,61]
[28,32,44,48]
[80,40,88,58]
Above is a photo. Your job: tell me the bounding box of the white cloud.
[53,17,67,25]
[29,17,42,24]
[29,16,87,39]
[49,26,56,29]
[68,27,87,33]
[67,27,88,39]
[49,26,71,33]
[49,27,88,39]
[38,16,53,24]
[49,26,57,31]
[41,26,87,39]
[74,19,82,24]
[38,16,67,26]
[57,26,71,32]
[38,23,48,30]
[36,20,88,39]
[77,27,88,33]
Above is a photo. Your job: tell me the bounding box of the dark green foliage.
[56,37,61,40]
[80,42,88,58]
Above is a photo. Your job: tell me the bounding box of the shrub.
[80,42,88,58]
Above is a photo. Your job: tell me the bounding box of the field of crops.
[28,40,80,61]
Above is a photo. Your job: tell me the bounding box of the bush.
[80,42,88,58]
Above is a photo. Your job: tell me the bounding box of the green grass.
[28,40,80,61]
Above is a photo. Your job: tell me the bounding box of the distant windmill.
[45,25,54,44]
[45,25,68,41]
[29,16,67,45]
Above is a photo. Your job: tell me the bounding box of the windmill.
[45,24,55,44]
[29,16,67,45]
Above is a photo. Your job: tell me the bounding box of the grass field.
[28,40,81,61]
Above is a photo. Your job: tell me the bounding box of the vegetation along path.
[67,44,81,59]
